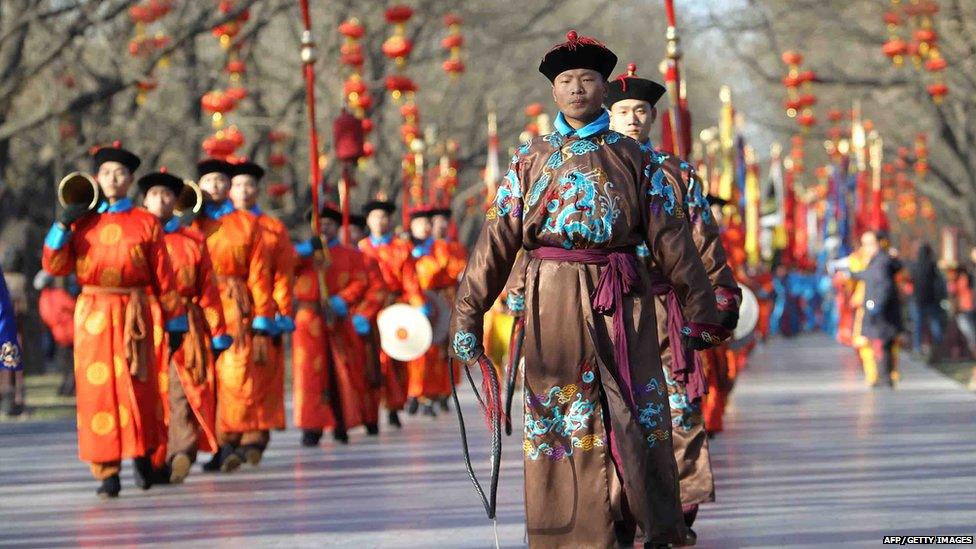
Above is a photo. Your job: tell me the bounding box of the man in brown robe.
[607,63,741,546]
[449,31,728,548]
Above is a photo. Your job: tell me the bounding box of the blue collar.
[413,237,433,256]
[96,197,133,214]
[369,234,393,247]
[202,200,235,220]
[640,139,656,153]
[249,205,262,216]
[163,216,182,234]
[327,237,341,248]
[554,110,610,139]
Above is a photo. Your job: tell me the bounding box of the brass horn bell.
[175,179,203,217]
[57,172,100,210]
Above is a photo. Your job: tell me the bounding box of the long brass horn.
[57,172,100,210]
[175,179,203,217]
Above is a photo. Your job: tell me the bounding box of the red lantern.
[361,118,374,134]
[268,130,288,143]
[136,80,158,92]
[268,153,288,168]
[343,78,367,96]
[362,141,375,158]
[442,58,465,75]
[525,122,539,135]
[781,74,801,88]
[202,135,236,158]
[382,35,414,61]
[129,5,155,24]
[797,93,817,108]
[781,51,803,65]
[224,126,245,148]
[351,93,374,111]
[914,29,937,43]
[334,110,365,162]
[224,86,248,102]
[784,98,801,112]
[400,123,420,141]
[385,75,418,93]
[798,70,817,84]
[525,103,544,117]
[267,182,290,198]
[400,103,420,119]
[385,5,414,23]
[827,109,844,122]
[341,51,364,67]
[797,113,817,128]
[339,19,365,39]
[925,57,947,72]
[443,13,463,26]
[441,34,464,50]
[927,82,949,102]
[882,38,908,59]
[226,60,246,75]
[883,11,902,26]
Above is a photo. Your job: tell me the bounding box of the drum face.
[734,283,759,341]
[377,304,433,361]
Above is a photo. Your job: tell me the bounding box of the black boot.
[301,430,322,447]
[406,398,419,415]
[150,464,171,486]
[439,397,450,412]
[365,423,379,435]
[96,475,121,499]
[218,443,242,473]
[333,428,349,444]
[202,452,222,472]
[421,402,437,418]
[388,410,402,429]
[132,456,153,490]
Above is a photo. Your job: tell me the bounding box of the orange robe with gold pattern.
[353,251,394,413]
[191,208,276,434]
[151,225,228,459]
[358,237,424,411]
[292,243,371,430]
[43,207,185,464]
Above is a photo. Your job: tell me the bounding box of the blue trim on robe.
[553,110,610,139]
[212,334,233,351]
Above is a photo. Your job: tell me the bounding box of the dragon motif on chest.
[540,167,621,249]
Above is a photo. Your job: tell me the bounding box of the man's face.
[96,161,133,200]
[861,232,880,259]
[552,69,607,122]
[410,216,432,240]
[609,99,655,142]
[143,186,177,219]
[320,217,339,241]
[229,175,259,209]
[366,209,390,236]
[348,225,365,243]
[431,214,450,239]
[199,172,230,202]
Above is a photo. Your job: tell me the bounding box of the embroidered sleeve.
[449,144,526,363]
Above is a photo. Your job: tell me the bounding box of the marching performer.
[606,64,741,543]
[405,207,443,417]
[42,143,187,498]
[192,158,275,473]
[228,159,295,465]
[448,32,727,546]
[358,199,424,428]
[140,170,227,484]
[292,204,373,444]
[430,207,468,405]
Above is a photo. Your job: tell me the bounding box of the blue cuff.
[275,314,296,333]
[252,316,274,333]
[352,314,371,335]
[506,293,525,313]
[295,240,314,258]
[44,223,70,251]
[165,315,189,333]
[329,296,348,318]
[212,334,233,351]
[420,303,432,318]
[411,247,424,259]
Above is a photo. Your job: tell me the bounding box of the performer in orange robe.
[349,213,391,429]
[191,158,275,473]
[358,199,424,427]
[228,160,295,465]
[140,170,229,484]
[404,207,446,417]
[293,204,373,444]
[429,207,468,405]
[42,143,186,498]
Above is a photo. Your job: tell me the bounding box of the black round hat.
[606,63,667,108]
[137,169,184,196]
[92,141,141,173]
[539,30,617,83]
[196,158,234,179]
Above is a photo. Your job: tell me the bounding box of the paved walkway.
[0,334,974,548]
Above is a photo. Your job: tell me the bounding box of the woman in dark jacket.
[909,243,946,354]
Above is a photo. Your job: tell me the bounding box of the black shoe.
[388,411,402,429]
[439,397,450,412]
[406,398,419,415]
[132,456,153,490]
[243,444,263,466]
[365,423,379,435]
[218,444,242,473]
[96,475,121,499]
[150,465,171,486]
[421,402,437,418]
[333,428,349,444]
[169,453,192,484]
[202,452,222,472]
[679,528,698,547]
[301,430,322,447]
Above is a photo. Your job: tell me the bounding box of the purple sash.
[530,246,640,412]
[647,269,708,400]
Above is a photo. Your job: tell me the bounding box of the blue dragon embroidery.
[568,139,599,156]
[685,178,713,225]
[543,132,564,148]
[542,169,620,249]
[602,131,622,145]
[524,364,603,461]
[664,367,701,433]
[645,164,678,216]
[452,331,477,362]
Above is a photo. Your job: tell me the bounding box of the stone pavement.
[0,334,974,548]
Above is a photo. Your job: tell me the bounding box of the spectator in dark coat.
[909,243,946,355]
[857,231,904,388]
